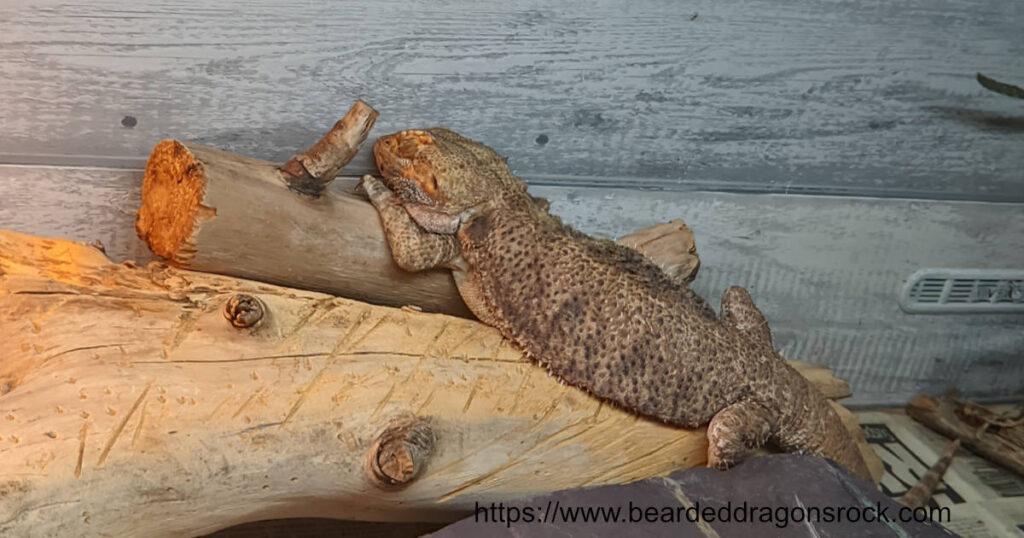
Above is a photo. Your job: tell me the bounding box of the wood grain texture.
[0,230,875,536]
[1,165,1021,407]
[0,0,1022,200]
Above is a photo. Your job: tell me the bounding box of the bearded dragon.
[360,127,871,481]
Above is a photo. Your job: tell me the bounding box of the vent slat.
[899,269,1024,314]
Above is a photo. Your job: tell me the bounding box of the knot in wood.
[367,419,435,488]
[223,294,265,328]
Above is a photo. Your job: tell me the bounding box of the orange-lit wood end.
[135,139,211,265]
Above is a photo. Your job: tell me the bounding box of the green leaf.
[977,73,1024,99]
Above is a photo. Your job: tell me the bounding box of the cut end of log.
[135,139,211,264]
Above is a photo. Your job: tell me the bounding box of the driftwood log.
[906,394,1024,477]
[134,103,704,318]
[131,101,486,316]
[0,230,880,537]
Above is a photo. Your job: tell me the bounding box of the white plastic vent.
[899,269,1024,314]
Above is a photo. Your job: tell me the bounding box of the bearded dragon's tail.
[773,375,875,482]
[899,439,960,509]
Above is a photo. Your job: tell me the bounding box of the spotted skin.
[361,127,871,481]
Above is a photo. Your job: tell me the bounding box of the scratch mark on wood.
[231,387,262,419]
[437,453,532,503]
[579,436,688,487]
[489,335,504,362]
[130,400,148,448]
[415,388,437,415]
[546,419,605,452]
[74,422,88,479]
[402,310,414,336]
[462,381,478,413]
[343,312,391,353]
[207,395,234,421]
[280,298,335,343]
[372,383,397,419]
[445,325,481,357]
[509,369,532,414]
[403,356,427,381]
[421,320,450,358]
[526,385,566,432]
[279,309,377,428]
[235,421,284,435]
[330,308,374,356]
[97,382,152,467]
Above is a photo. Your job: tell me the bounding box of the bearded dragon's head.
[372,128,532,232]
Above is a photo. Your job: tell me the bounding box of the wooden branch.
[789,360,852,401]
[279,100,379,196]
[905,394,1024,477]
[135,137,474,317]
[0,230,877,537]
[136,128,702,318]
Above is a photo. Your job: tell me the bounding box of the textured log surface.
[0,230,876,537]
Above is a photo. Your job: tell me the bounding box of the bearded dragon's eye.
[425,175,439,194]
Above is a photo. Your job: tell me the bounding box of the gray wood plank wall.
[0,0,1021,405]
[2,0,1023,200]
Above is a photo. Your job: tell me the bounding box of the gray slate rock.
[428,454,958,537]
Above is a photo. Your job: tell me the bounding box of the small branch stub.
[367,419,435,488]
[224,294,265,328]
[280,99,379,197]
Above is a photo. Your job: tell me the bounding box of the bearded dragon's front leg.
[360,175,460,272]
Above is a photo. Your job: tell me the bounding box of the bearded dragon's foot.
[359,174,398,206]
[359,175,461,272]
[706,400,773,470]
